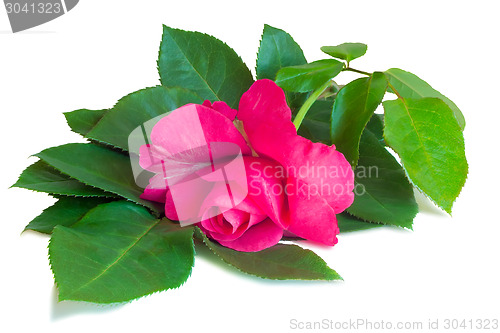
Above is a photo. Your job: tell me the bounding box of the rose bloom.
[139,80,354,252]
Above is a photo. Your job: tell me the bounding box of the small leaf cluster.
[265,25,467,222]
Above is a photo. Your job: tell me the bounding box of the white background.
[1,1,499,332]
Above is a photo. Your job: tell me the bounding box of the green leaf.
[383,97,468,213]
[256,24,308,112]
[331,72,388,166]
[64,109,107,137]
[321,43,367,65]
[12,160,117,198]
[256,24,307,80]
[298,98,334,144]
[35,143,162,213]
[85,86,202,150]
[275,59,344,93]
[385,68,466,130]
[158,25,254,109]
[25,197,112,234]
[366,113,385,144]
[337,212,384,233]
[346,129,418,228]
[195,228,341,280]
[49,201,194,303]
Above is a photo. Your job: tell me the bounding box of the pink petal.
[203,100,237,121]
[151,104,250,155]
[238,80,354,214]
[164,190,179,220]
[140,187,167,203]
[276,135,355,213]
[139,174,167,203]
[243,156,290,228]
[139,104,251,177]
[207,214,234,234]
[238,79,296,140]
[200,219,249,242]
[285,175,340,245]
[217,218,284,252]
[199,205,266,243]
[222,209,251,232]
[199,193,268,243]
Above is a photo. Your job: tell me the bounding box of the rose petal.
[200,220,249,242]
[140,186,167,203]
[139,104,251,178]
[285,175,340,245]
[139,174,168,203]
[164,190,178,220]
[151,104,251,156]
[203,100,237,121]
[222,209,251,232]
[243,156,290,228]
[217,218,284,252]
[276,135,355,213]
[238,80,354,214]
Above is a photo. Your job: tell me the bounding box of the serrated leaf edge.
[194,227,342,281]
[48,219,195,304]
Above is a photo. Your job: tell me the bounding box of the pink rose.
[139,79,354,252]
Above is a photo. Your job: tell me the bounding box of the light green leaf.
[195,228,341,280]
[321,43,367,65]
[275,59,344,93]
[86,86,202,150]
[158,25,254,109]
[50,201,194,303]
[12,160,117,198]
[331,72,388,166]
[256,24,307,80]
[346,129,418,228]
[385,68,465,130]
[337,212,384,233]
[35,143,162,213]
[25,197,112,234]
[383,97,468,213]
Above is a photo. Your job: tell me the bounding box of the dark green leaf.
[256,24,308,112]
[337,212,384,233]
[12,160,116,198]
[275,59,344,93]
[158,25,254,109]
[256,24,307,80]
[347,129,418,228]
[25,197,113,234]
[50,201,194,303]
[64,109,107,137]
[366,113,385,144]
[331,72,388,166]
[35,143,162,213]
[298,98,334,144]
[86,86,202,150]
[385,68,465,130]
[321,43,367,64]
[195,228,341,280]
[383,97,468,213]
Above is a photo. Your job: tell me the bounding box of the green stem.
[343,67,371,76]
[387,81,403,99]
[293,80,332,130]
